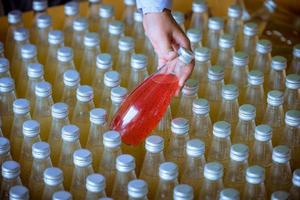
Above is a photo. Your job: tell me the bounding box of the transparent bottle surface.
[289,169,300,200]
[42,167,64,200]
[25,64,45,105]
[132,11,145,53]
[154,106,172,143]
[87,0,101,32]
[122,0,136,36]
[206,17,224,63]
[283,74,300,111]
[268,56,287,92]
[63,2,79,47]
[190,0,208,34]
[225,4,243,43]
[290,44,300,75]
[99,5,115,51]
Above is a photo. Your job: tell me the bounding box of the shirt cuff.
[136,0,172,14]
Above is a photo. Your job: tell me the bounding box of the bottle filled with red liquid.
[110,47,194,145]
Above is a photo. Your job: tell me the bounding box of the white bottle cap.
[48,30,64,45]
[285,74,300,89]
[61,125,79,142]
[293,44,300,58]
[271,191,289,200]
[27,63,44,78]
[33,0,47,12]
[134,10,143,22]
[145,135,164,153]
[32,141,50,159]
[23,120,40,137]
[195,47,210,62]
[90,108,107,125]
[8,10,22,24]
[51,103,68,119]
[111,87,128,104]
[233,52,248,66]
[243,22,258,36]
[172,11,185,25]
[73,149,92,167]
[99,4,114,18]
[267,90,284,106]
[238,104,256,121]
[186,139,205,157]
[96,53,113,69]
[86,173,105,193]
[292,169,300,187]
[230,143,249,162]
[13,98,30,115]
[245,165,265,184]
[178,47,194,64]
[108,20,124,35]
[227,4,242,18]
[43,167,63,186]
[247,70,264,85]
[21,44,37,59]
[84,32,100,47]
[13,28,29,41]
[63,69,80,87]
[204,162,223,181]
[171,118,189,135]
[124,0,136,6]
[118,36,134,51]
[37,14,52,29]
[208,17,224,31]
[192,0,207,13]
[219,34,234,49]
[256,39,272,54]
[9,185,29,200]
[0,58,9,73]
[159,162,178,181]
[213,121,231,138]
[271,56,287,70]
[285,110,300,127]
[2,160,20,179]
[173,184,194,200]
[103,130,121,148]
[128,179,148,198]
[208,65,224,81]
[254,124,272,141]
[57,47,73,62]
[222,84,239,100]
[187,28,201,43]
[220,188,240,200]
[104,71,120,87]
[52,191,72,200]
[64,1,79,16]
[116,154,135,172]
[0,137,10,155]
[272,145,290,164]
[76,85,94,102]
[73,17,88,31]
[182,79,198,96]
[192,98,210,115]
[131,54,147,70]
[35,81,52,97]
[0,77,14,93]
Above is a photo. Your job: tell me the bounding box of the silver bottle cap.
[0,42,3,55]
[233,52,248,66]
[182,79,198,96]
[22,120,40,137]
[192,0,208,13]
[124,0,136,6]
[204,162,223,181]
[35,81,52,97]
[178,47,194,64]
[51,102,68,119]
[192,98,209,115]
[13,28,29,41]
[285,74,300,89]
[145,135,164,153]
[254,124,272,142]
[219,34,234,49]
[84,32,100,47]
[86,173,106,193]
[271,191,289,200]
[243,22,258,36]
[64,1,79,16]
[116,154,135,172]
[219,188,240,200]
[104,71,120,87]
[128,179,148,199]
[37,14,52,29]
[9,185,29,200]
[267,90,284,106]
[227,4,242,18]
[76,85,94,102]
[73,17,88,31]
[108,20,124,35]
[187,28,201,43]
[256,39,272,54]
[33,0,47,11]
[0,77,14,92]
[213,121,231,138]
[61,125,80,142]
[195,47,210,62]
[186,139,205,157]
[13,98,30,115]
[131,54,147,69]
[208,65,224,81]
[73,149,92,167]
[230,143,249,162]
[118,36,134,51]
[247,70,264,85]
[103,130,121,148]
[264,0,277,12]
[292,169,300,187]
[90,108,107,125]
[172,11,185,25]
[2,160,20,179]
[272,145,290,164]
[246,165,265,184]
[222,84,239,100]
[96,53,113,69]
[57,47,73,62]
[293,44,300,58]
[32,141,50,159]
[111,86,128,104]
[98,198,113,200]
[89,0,100,3]
[43,167,63,186]
[159,162,178,181]
[52,191,72,200]
[173,184,194,200]
[63,69,80,87]
[208,17,224,31]
[171,118,189,135]
[48,30,64,45]
[285,110,300,127]
[238,104,256,121]
[21,44,37,59]
[99,4,114,18]
[134,10,143,22]
[271,56,287,70]
[0,137,10,155]
[27,63,44,78]
[8,10,22,24]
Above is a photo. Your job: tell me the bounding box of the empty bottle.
[36,14,52,65]
[128,54,148,91]
[230,52,249,94]
[52,191,72,200]
[85,173,106,199]
[42,167,64,200]
[0,58,11,78]
[98,71,120,108]
[289,169,300,200]
[173,184,194,200]
[239,22,258,65]
[108,87,128,123]
[206,17,224,63]
[290,44,300,75]
[107,21,124,59]
[0,137,12,175]
[9,185,29,200]
[284,74,300,111]
[63,1,79,47]
[99,4,115,51]
[225,4,243,43]
[132,11,145,53]
[271,191,289,200]
[172,11,185,31]
[190,0,208,34]
[115,36,134,77]
[268,56,287,92]
[122,0,136,36]
[219,188,240,200]
[87,0,101,32]
[128,179,148,200]
[252,39,272,77]
[186,28,202,51]
[30,0,48,45]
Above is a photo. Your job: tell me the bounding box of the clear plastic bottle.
[9,185,29,200]
[219,188,240,200]
[52,191,72,200]
[111,154,137,200]
[225,4,243,45]
[115,36,134,76]
[0,137,12,175]
[186,28,201,51]
[85,173,106,199]
[132,11,145,54]
[86,108,108,169]
[268,56,287,92]
[98,71,120,108]
[271,191,289,200]
[242,165,267,200]
[206,17,224,63]
[63,1,79,47]
[30,0,48,45]
[0,58,11,78]
[284,74,300,111]
[173,184,194,200]
[108,87,128,123]
[252,39,272,78]
[107,21,124,59]
[72,85,95,146]
[28,142,52,199]
[36,14,52,65]
[172,11,185,32]
[208,121,231,167]
[289,169,300,200]
[239,22,258,65]
[99,5,115,51]
[42,167,64,200]
[190,0,208,34]
[199,162,224,199]
[122,0,136,36]
[48,103,69,166]
[290,44,300,75]
[87,0,101,32]
[128,54,148,91]
[128,179,148,200]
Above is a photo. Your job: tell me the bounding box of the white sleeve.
[136,0,172,14]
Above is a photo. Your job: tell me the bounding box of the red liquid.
[110,73,179,145]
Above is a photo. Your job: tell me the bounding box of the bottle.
[87,0,101,32]
[139,135,165,199]
[108,87,128,123]
[199,162,224,199]
[186,28,201,51]
[271,191,289,200]
[98,130,122,196]
[189,0,208,34]
[128,54,148,91]
[206,17,224,63]
[52,191,72,200]
[0,161,22,200]
[155,162,179,200]
[30,0,48,45]
[0,77,16,138]
[233,104,256,145]
[111,47,194,145]
[122,0,136,36]
[252,39,272,77]
[63,1,79,47]
[173,184,194,200]
[250,124,273,168]
[93,54,113,93]
[36,14,52,65]
[166,118,190,172]
[0,137,12,182]
[219,188,240,200]
[290,44,300,75]
[115,36,134,77]
[154,106,172,143]
[9,185,29,200]
[86,108,108,169]
[132,11,145,54]
[289,169,300,200]
[268,56,287,92]
[239,22,258,65]
[28,142,52,199]
[225,4,243,44]
[127,179,148,200]
[107,21,124,59]
[72,85,95,146]
[172,11,185,31]
[58,125,81,190]
[180,139,205,199]
[208,121,231,167]
[0,58,11,78]
[48,103,69,166]
[242,165,267,200]
[263,90,285,145]
[0,42,3,58]
[42,167,64,200]
[111,154,137,200]
[99,4,115,51]
[243,70,265,124]
[284,74,300,111]
[85,173,106,199]
[79,33,100,84]
[98,71,120,108]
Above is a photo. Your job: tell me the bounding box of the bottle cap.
[264,0,277,12]
[9,185,29,200]
[13,28,29,41]
[13,98,30,115]
[118,36,134,51]
[192,98,210,115]
[90,108,107,125]
[172,11,185,25]
[103,130,121,148]
[208,65,224,81]
[111,87,128,104]
[233,52,248,66]
[171,118,189,135]
[219,34,234,49]
[48,30,64,45]
[51,102,68,119]
[192,0,208,13]
[52,191,72,200]
[35,81,52,97]
[32,141,50,159]
[208,17,224,31]
[27,63,44,78]
[267,90,284,106]
[272,145,290,164]
[0,137,10,155]
[8,10,22,24]
[285,74,300,89]
[228,4,242,18]
[128,179,148,198]
[104,71,120,87]
[255,124,272,141]
[134,10,143,22]
[73,17,88,31]
[116,154,135,172]
[243,22,258,36]
[195,47,210,62]
[63,69,80,87]
[213,121,231,138]
[239,104,256,121]
[84,32,100,47]
[23,120,40,137]
[96,53,113,69]
[230,143,249,162]
[0,54,6,68]
[247,70,264,85]
[292,169,300,187]
[2,160,20,179]
[21,44,37,59]
[186,28,201,43]
[222,84,239,100]
[131,54,148,69]
[293,44,300,58]
[99,4,114,18]
[89,0,100,3]
[178,47,194,64]
[0,77,14,93]
[98,198,113,200]
[256,39,272,54]
[145,135,164,153]
[73,149,92,167]
[285,110,300,127]
[109,20,124,35]
[220,188,240,200]
[173,184,194,200]
[64,1,79,16]
[271,191,289,200]
[182,79,198,96]
[124,0,136,6]
[61,125,79,142]
[86,173,106,193]
[76,85,94,102]
[43,167,63,186]
[33,0,47,11]
[204,162,223,180]
[271,56,287,70]
[37,14,52,29]
[186,139,205,157]
[246,165,264,184]
[57,47,73,62]
[159,162,178,181]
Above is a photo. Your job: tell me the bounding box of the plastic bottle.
[239,22,258,65]
[284,74,300,111]
[173,184,194,200]
[108,87,128,123]
[9,185,29,200]
[289,169,300,200]
[63,1,79,47]
[107,21,124,59]
[30,0,48,45]
[28,142,52,199]
[85,173,106,199]
[172,11,185,32]
[115,36,134,77]
[268,56,287,92]
[0,137,12,174]
[252,39,272,78]
[42,167,64,200]
[98,71,120,108]
[127,179,148,200]
[132,11,145,54]
[225,4,243,45]
[87,0,101,32]
[122,0,136,36]
[52,191,72,200]
[154,106,172,143]
[186,28,201,51]
[48,103,69,166]
[128,54,148,91]
[219,188,240,200]
[155,162,179,200]
[190,0,208,34]
[72,85,95,146]
[0,58,11,78]
[206,17,224,63]
[36,14,52,65]
[271,191,289,200]
[99,5,115,51]
[199,162,224,199]
[290,44,300,75]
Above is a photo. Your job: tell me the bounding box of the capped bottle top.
[124,0,136,6]
[43,167,63,186]
[246,165,264,184]
[285,74,300,89]
[96,53,113,69]
[13,98,30,115]
[233,52,248,66]
[145,135,164,153]
[256,39,272,54]
[32,141,50,159]
[103,130,121,148]
[57,47,73,62]
[239,104,256,121]
[134,10,143,22]
[63,69,80,87]
[37,14,52,29]
[271,191,289,200]
[61,125,79,142]
[264,0,277,12]
[35,81,52,97]
[51,102,68,119]
[52,191,72,200]
[186,139,205,157]
[293,44,300,58]
[222,84,239,100]
[21,44,37,59]
[247,70,264,85]
[219,34,234,49]
[178,47,194,64]
[171,118,189,135]
[48,30,64,45]
[90,108,107,125]
[230,143,249,162]
[131,54,148,69]
[86,173,106,193]
[22,120,40,137]
[89,0,101,3]
[159,162,178,180]
[204,162,223,180]
[111,87,128,104]
[227,4,242,18]
[255,124,272,141]
[33,0,47,11]
[8,10,22,24]
[84,32,100,47]
[2,160,20,179]
[13,27,29,41]
[208,65,224,81]
[109,20,124,35]
[267,90,284,106]
[195,47,210,62]
[213,121,231,138]
[99,198,113,200]
[187,28,201,43]
[173,184,194,200]
[292,169,300,187]
[27,63,44,78]
[118,36,134,51]
[208,16,224,30]
[192,0,208,13]
[73,149,92,167]
[272,145,290,164]
[0,137,10,155]
[243,22,258,36]
[271,56,287,70]
[128,179,148,198]
[76,85,94,102]
[0,77,14,93]
[9,185,29,200]
[73,17,88,31]
[64,1,79,16]
[285,110,300,127]
[172,11,185,25]
[219,188,240,200]
[116,154,135,172]
[104,71,120,87]
[192,98,210,115]
[99,4,114,18]
[182,79,198,96]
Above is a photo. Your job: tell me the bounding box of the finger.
[178,61,194,87]
[172,30,191,50]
